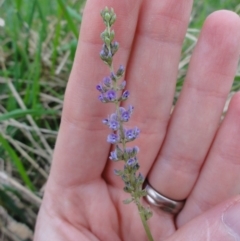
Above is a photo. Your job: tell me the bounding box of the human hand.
[34,1,240,240]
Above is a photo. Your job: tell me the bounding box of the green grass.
[0,1,239,240]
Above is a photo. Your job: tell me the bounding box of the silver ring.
[144,180,185,214]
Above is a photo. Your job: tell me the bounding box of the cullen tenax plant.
[96,7,154,241]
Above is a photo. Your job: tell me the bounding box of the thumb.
[167,196,240,241]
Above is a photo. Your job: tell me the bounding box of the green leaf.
[56,0,79,38]
[0,134,35,191]
[66,6,82,22]
[123,198,133,204]
[0,108,58,122]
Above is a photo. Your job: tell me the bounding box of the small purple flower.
[110,150,118,161]
[127,157,137,166]
[98,94,106,103]
[102,118,109,125]
[104,114,120,130]
[103,76,112,87]
[108,114,119,130]
[125,127,140,141]
[121,111,130,122]
[118,106,134,122]
[109,120,120,130]
[125,129,135,140]
[96,84,104,93]
[106,90,117,101]
[107,133,119,144]
[122,90,129,100]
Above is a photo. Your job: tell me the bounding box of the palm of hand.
[34,1,240,241]
[36,178,177,241]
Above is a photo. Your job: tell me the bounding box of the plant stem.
[105,14,154,241]
[138,205,154,241]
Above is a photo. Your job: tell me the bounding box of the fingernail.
[222,202,240,238]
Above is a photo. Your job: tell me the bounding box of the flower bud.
[110,30,115,41]
[116,65,125,77]
[110,72,117,81]
[121,90,129,100]
[110,14,116,25]
[104,37,111,46]
[96,84,104,93]
[111,41,119,56]
[104,12,111,22]
[103,76,112,87]
[106,89,117,101]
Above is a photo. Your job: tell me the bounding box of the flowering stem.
[98,7,155,241]
[138,203,154,241]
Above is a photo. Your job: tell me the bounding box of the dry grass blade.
[0,172,42,207]
[2,134,48,179]
[6,79,53,159]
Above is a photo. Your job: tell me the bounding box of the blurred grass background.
[0,0,240,240]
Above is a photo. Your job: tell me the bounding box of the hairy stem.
[136,200,154,241]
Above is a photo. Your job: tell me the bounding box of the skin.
[34,0,240,240]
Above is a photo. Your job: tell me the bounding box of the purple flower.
[109,120,120,130]
[103,114,120,130]
[106,90,117,101]
[110,150,118,161]
[98,94,106,103]
[125,127,140,141]
[118,106,133,122]
[102,119,108,125]
[107,133,120,144]
[96,84,104,93]
[119,107,127,120]
[121,111,130,122]
[108,114,120,130]
[122,90,129,100]
[125,129,135,140]
[127,157,137,166]
[103,76,112,87]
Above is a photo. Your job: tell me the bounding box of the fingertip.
[202,10,240,53]
[205,10,240,35]
[174,196,240,241]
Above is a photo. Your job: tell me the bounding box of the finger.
[177,92,240,227]
[167,196,240,241]
[49,0,143,187]
[105,0,193,185]
[148,11,240,200]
